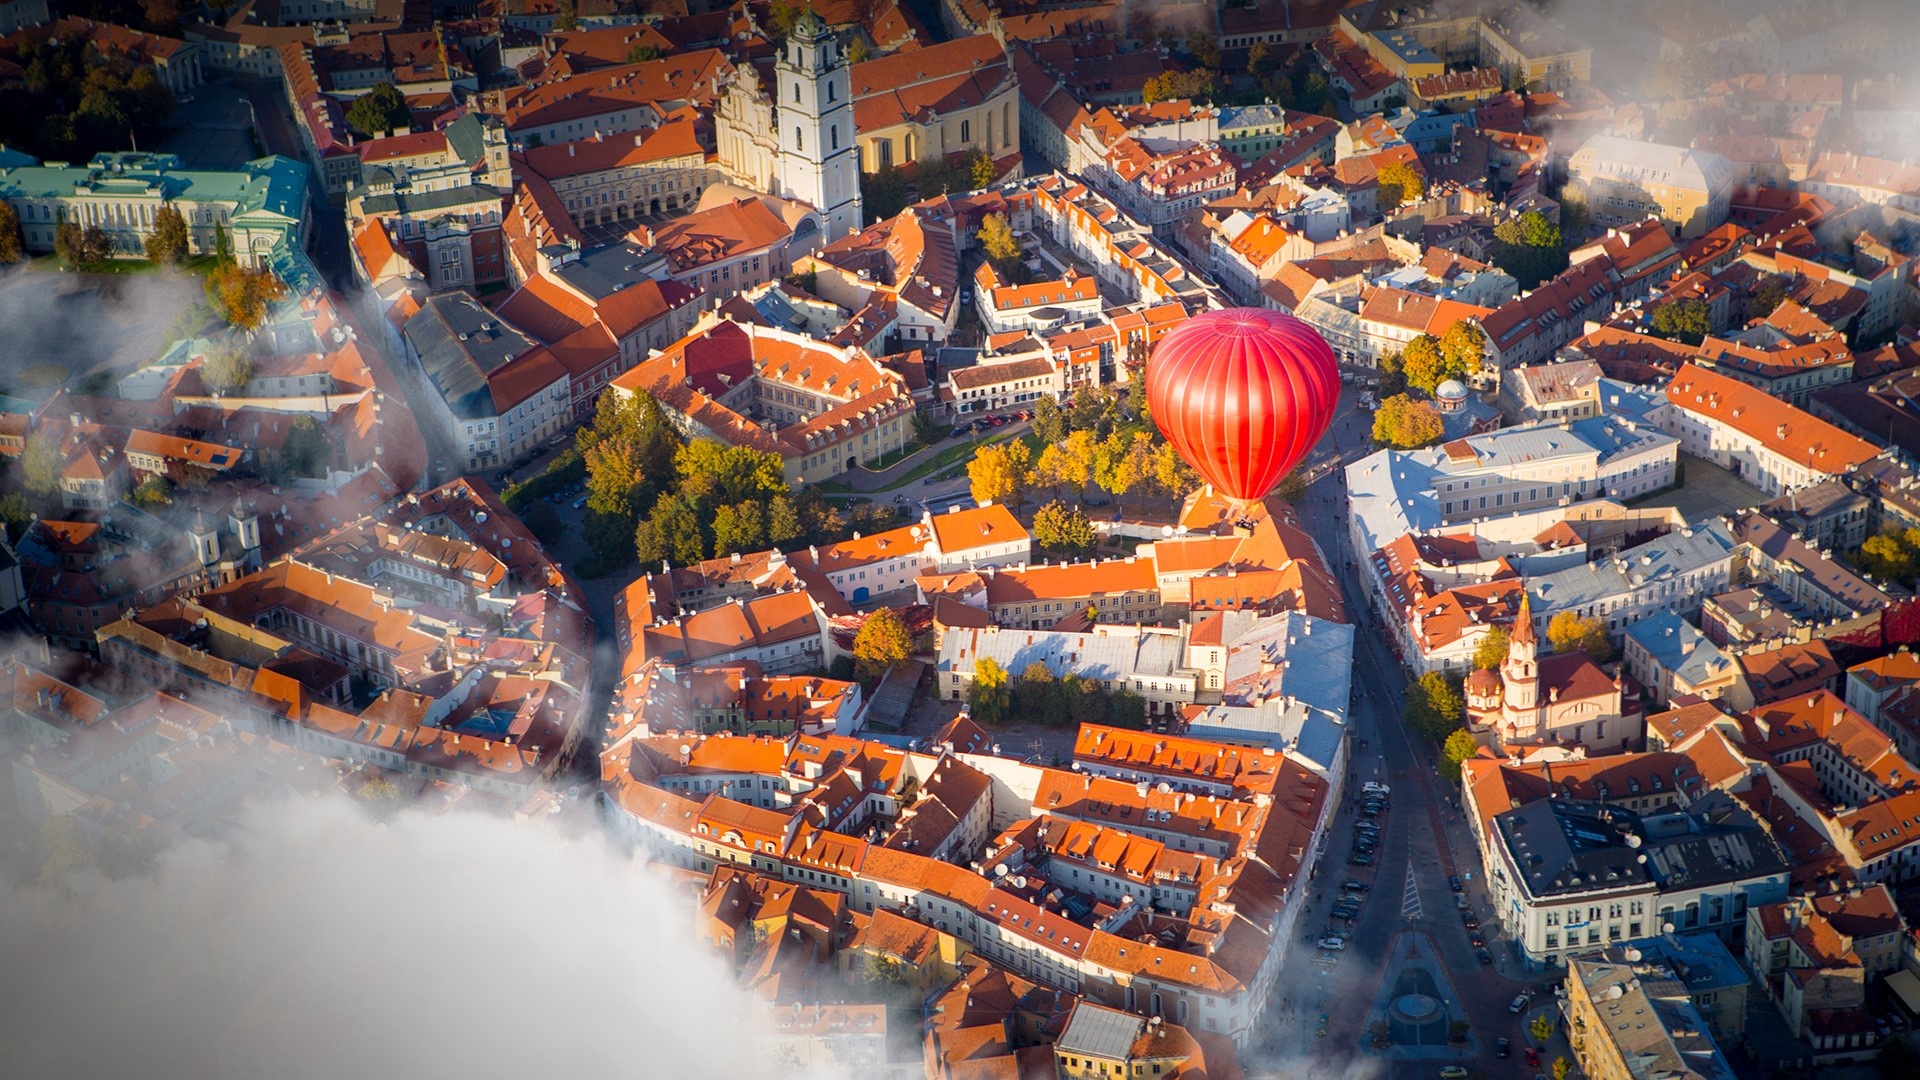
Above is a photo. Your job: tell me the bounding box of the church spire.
[1511,593,1536,647]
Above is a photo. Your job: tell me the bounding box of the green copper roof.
[0,152,309,220]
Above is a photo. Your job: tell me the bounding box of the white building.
[772,11,862,242]
[1482,794,1791,970]
[1656,363,1881,497]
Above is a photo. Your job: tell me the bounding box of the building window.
[793,83,801,104]
[794,127,803,150]
[831,125,839,150]
[960,119,971,142]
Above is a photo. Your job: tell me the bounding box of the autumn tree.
[144,203,190,265]
[580,389,682,562]
[1035,429,1099,493]
[1371,393,1445,449]
[625,44,662,63]
[1547,610,1612,663]
[969,148,998,190]
[968,438,1032,505]
[1440,728,1479,782]
[847,36,872,63]
[1276,468,1308,504]
[1142,69,1218,104]
[201,341,254,392]
[767,493,805,547]
[1530,1012,1555,1045]
[1150,441,1197,499]
[1859,527,1920,586]
[1377,160,1425,211]
[978,211,1021,278]
[852,607,913,680]
[1472,624,1510,672]
[205,262,287,330]
[0,201,22,264]
[1650,297,1711,346]
[968,656,1012,724]
[54,221,111,268]
[345,82,411,138]
[1032,397,1067,444]
[1032,500,1095,556]
[1551,1057,1571,1080]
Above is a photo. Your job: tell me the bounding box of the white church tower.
[776,9,862,242]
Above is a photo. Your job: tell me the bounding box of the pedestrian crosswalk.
[1401,866,1422,921]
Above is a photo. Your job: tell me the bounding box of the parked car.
[1317,1013,1330,1036]
[571,497,587,510]
[1476,947,1494,965]
[1348,853,1374,866]
[1440,1068,1468,1080]
[1449,875,1463,892]
[1318,937,1346,951]
[1497,1037,1511,1059]
[1342,879,1369,892]
[1509,993,1531,1014]
[1525,1047,1541,1067]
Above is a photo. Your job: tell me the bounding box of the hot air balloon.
[1144,307,1340,505]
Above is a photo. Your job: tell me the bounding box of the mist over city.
[0,0,1917,1078]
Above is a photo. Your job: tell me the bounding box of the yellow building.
[1568,135,1738,240]
[1565,948,1737,1080]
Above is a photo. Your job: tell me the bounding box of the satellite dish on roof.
[1156,782,1171,794]
[1626,835,1642,848]
[1662,922,1675,935]
[1608,985,1625,1000]
[1624,947,1642,962]
[1013,875,1028,889]
[993,864,1009,878]
[1162,526,1174,538]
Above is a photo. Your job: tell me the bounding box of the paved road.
[1249,380,1555,1079]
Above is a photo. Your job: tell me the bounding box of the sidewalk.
[838,420,1033,494]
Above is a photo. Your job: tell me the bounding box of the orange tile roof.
[1665,363,1878,474]
[983,557,1156,605]
[926,504,1027,556]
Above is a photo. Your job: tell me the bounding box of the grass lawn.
[884,431,1024,490]
[29,253,220,276]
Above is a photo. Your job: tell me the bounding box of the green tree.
[1377,160,1424,211]
[978,211,1021,277]
[213,220,233,266]
[201,341,253,392]
[1406,671,1464,741]
[1032,397,1067,444]
[862,164,910,221]
[20,433,61,496]
[131,474,172,506]
[711,499,766,555]
[765,0,797,42]
[1650,297,1711,346]
[625,44,662,63]
[1440,321,1486,381]
[1185,30,1220,69]
[968,438,1032,506]
[1016,661,1066,726]
[345,83,411,138]
[1107,690,1147,729]
[1547,610,1613,663]
[648,493,708,566]
[968,656,1012,724]
[521,499,565,543]
[1491,211,1567,289]
[1441,728,1478,782]
[1399,334,1462,395]
[1372,393,1445,449]
[1142,69,1218,104]
[847,36,872,63]
[580,389,683,560]
[552,0,578,31]
[144,203,190,265]
[0,491,32,541]
[1472,625,1510,672]
[1530,1012,1555,1045]
[767,494,805,547]
[0,200,22,264]
[1748,281,1790,322]
[1032,500,1095,556]
[1276,468,1308,504]
[911,408,938,446]
[1377,350,1409,397]
[852,607,913,680]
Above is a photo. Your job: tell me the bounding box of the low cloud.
[0,793,838,1080]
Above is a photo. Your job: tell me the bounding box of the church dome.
[1464,668,1502,697]
[1435,379,1468,401]
[791,7,827,37]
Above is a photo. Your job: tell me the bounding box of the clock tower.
[776,9,862,241]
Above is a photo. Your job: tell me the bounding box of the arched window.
[793,83,801,104]
[828,80,836,102]
[831,126,838,150]
[794,127,803,150]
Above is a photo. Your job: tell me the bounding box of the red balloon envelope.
[1145,307,1340,504]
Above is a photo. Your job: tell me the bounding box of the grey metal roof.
[1624,611,1733,688]
[357,182,504,217]
[1529,520,1736,616]
[403,293,538,421]
[1055,1002,1141,1060]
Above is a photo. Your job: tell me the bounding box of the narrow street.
[1250,380,1558,1079]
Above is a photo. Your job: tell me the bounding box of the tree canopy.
[1031,500,1096,556]
[1546,610,1612,663]
[968,438,1033,506]
[345,83,410,139]
[1372,394,1445,449]
[979,212,1021,279]
[1377,161,1425,211]
[1440,728,1479,782]
[852,608,912,680]
[144,204,190,265]
[0,202,24,265]
[205,262,287,330]
[1472,625,1510,672]
[5,36,175,163]
[1650,297,1711,347]
[1406,671,1465,742]
[1490,211,1567,290]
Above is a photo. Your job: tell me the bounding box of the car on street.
[1318,937,1346,950]
[1497,1038,1511,1058]
[1449,875,1463,892]
[1463,915,1479,931]
[1525,1047,1541,1067]
[1469,933,1485,948]
[950,428,969,438]
[1439,1068,1468,1080]
[1339,892,1366,904]
[1331,906,1358,920]
[572,497,587,509]
[1509,993,1531,1014]
[1317,1013,1330,1036]
[1476,947,1494,965]
[1342,879,1369,892]
[1348,853,1373,865]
